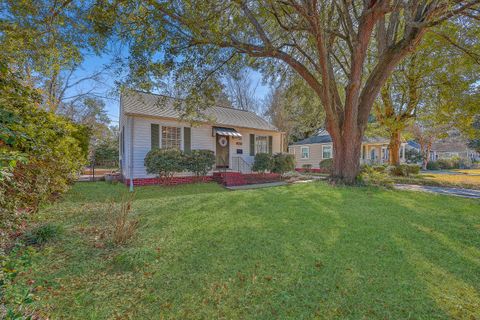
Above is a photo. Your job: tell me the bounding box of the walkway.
[394,184,480,199]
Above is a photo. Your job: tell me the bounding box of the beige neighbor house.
[288,132,407,170]
[119,90,286,186]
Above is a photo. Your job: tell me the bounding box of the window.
[301,146,310,159]
[162,126,181,149]
[381,147,389,160]
[322,145,332,159]
[255,135,268,154]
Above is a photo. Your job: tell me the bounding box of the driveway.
[394,184,480,199]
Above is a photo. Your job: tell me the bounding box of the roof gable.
[121,90,278,132]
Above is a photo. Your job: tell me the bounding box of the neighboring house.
[429,139,479,162]
[288,133,407,169]
[406,134,480,162]
[119,90,285,184]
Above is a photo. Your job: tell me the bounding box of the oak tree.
[98,0,480,183]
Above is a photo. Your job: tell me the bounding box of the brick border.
[123,172,282,187]
[123,176,214,186]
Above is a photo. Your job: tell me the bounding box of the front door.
[216,135,229,168]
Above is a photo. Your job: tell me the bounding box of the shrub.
[23,224,62,246]
[183,150,215,177]
[271,153,295,174]
[357,166,393,188]
[405,148,422,164]
[301,164,313,173]
[426,161,440,170]
[319,158,333,172]
[144,148,184,179]
[406,164,420,175]
[1,67,87,249]
[458,157,472,169]
[371,164,388,173]
[388,164,420,177]
[252,153,273,173]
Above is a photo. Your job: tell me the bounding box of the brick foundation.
[123,176,214,186]
[123,172,282,187]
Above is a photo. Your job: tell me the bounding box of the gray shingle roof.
[121,90,278,132]
[292,134,332,145]
[292,133,389,145]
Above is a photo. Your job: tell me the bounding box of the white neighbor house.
[119,90,285,184]
[289,132,407,169]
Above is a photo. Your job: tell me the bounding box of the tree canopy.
[93,0,480,182]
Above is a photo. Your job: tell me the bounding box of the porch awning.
[213,126,242,137]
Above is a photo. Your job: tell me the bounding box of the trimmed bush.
[183,150,215,177]
[271,153,295,174]
[144,148,184,179]
[252,153,273,173]
[319,158,333,172]
[426,161,440,170]
[301,164,313,173]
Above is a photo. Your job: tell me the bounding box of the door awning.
[213,126,242,137]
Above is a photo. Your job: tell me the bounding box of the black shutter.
[249,134,255,156]
[184,127,191,153]
[268,136,273,155]
[151,124,159,149]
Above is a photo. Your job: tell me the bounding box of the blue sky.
[65,53,271,126]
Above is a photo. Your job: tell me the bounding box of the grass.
[393,170,480,190]
[453,169,480,175]
[6,182,480,319]
[422,173,480,188]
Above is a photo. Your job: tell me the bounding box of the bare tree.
[225,69,260,112]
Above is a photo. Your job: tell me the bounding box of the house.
[429,139,479,162]
[406,134,480,162]
[288,132,407,170]
[119,90,285,186]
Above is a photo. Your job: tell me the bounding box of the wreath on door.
[218,136,228,147]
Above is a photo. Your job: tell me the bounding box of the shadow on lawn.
[116,184,468,318]
[66,182,226,204]
[24,182,480,319]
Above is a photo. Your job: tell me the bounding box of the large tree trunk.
[329,125,363,184]
[389,130,401,166]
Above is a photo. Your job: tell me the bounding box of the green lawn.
[7,182,480,319]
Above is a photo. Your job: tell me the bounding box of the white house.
[119,90,285,185]
[288,132,407,170]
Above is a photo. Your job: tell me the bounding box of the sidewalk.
[394,184,480,199]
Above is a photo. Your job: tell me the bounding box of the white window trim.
[160,125,183,150]
[322,145,332,159]
[255,135,269,154]
[301,146,310,159]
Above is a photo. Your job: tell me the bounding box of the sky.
[65,53,271,126]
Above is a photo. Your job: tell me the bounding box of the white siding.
[125,115,283,178]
